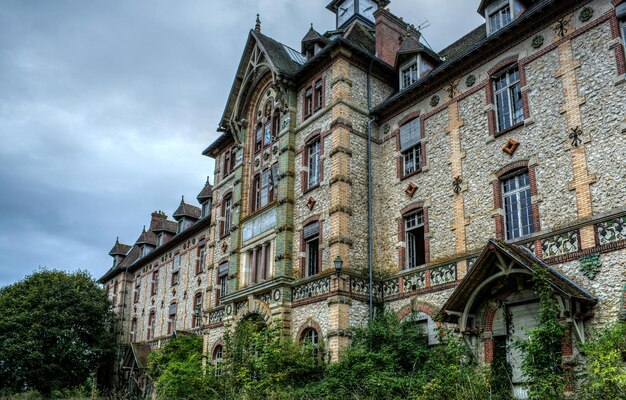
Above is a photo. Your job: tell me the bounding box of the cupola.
[327,0,390,29]
[301,24,329,59]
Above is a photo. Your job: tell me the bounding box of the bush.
[577,320,626,400]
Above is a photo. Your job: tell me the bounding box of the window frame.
[147,311,155,340]
[192,293,203,328]
[167,302,177,335]
[301,220,322,277]
[404,210,426,270]
[492,65,523,133]
[216,261,229,306]
[396,116,424,180]
[302,77,324,121]
[307,138,321,189]
[196,246,205,275]
[400,57,419,90]
[212,345,223,377]
[171,253,180,286]
[301,131,324,193]
[501,170,535,240]
[397,204,429,270]
[220,194,232,238]
[130,317,137,342]
[133,275,141,303]
[151,270,159,295]
[222,146,237,178]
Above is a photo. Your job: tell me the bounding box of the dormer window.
[201,201,211,218]
[400,60,418,89]
[485,0,525,36]
[177,217,193,233]
[142,245,154,257]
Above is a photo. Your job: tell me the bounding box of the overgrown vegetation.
[514,270,566,400]
[0,270,115,398]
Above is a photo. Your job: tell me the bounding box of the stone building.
[99,0,626,398]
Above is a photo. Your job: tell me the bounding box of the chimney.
[150,210,167,231]
[374,7,407,68]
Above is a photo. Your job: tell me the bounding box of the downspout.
[367,59,375,321]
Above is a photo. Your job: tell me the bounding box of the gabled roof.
[118,246,141,269]
[342,21,376,54]
[396,32,442,67]
[439,24,486,61]
[109,238,131,256]
[440,240,596,320]
[123,343,151,370]
[196,178,213,203]
[302,25,329,45]
[172,197,201,220]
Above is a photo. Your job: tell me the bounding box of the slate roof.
[440,240,597,320]
[135,227,158,246]
[152,219,177,234]
[252,30,304,76]
[302,26,329,44]
[343,21,376,54]
[197,178,214,203]
[172,197,201,220]
[439,24,486,61]
[109,238,131,256]
[118,246,141,269]
[131,343,151,369]
[396,32,442,66]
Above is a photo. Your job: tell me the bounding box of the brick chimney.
[150,211,168,231]
[374,7,407,68]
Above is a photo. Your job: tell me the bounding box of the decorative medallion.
[569,126,583,147]
[554,17,570,38]
[445,81,457,99]
[263,150,270,160]
[405,182,418,198]
[383,124,391,135]
[306,197,316,210]
[221,241,228,252]
[453,176,463,195]
[579,253,601,280]
[225,304,233,316]
[531,35,544,49]
[578,7,593,22]
[272,145,278,155]
[503,139,520,156]
[273,289,281,301]
[465,75,476,87]
[430,95,440,107]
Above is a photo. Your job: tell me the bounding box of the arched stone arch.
[234,299,272,326]
[397,299,440,325]
[295,318,323,342]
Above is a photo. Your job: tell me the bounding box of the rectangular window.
[307,139,321,188]
[201,201,211,218]
[130,318,137,342]
[487,0,513,34]
[172,254,180,286]
[303,222,320,277]
[196,248,205,274]
[272,113,281,139]
[133,276,141,303]
[400,118,422,176]
[314,79,323,111]
[493,66,523,132]
[260,169,272,207]
[193,294,202,328]
[223,150,231,178]
[400,60,418,89]
[151,270,159,295]
[304,87,313,118]
[264,122,272,147]
[271,163,278,199]
[256,125,263,153]
[216,262,229,305]
[167,303,177,335]
[222,196,232,236]
[147,312,155,340]
[502,171,534,240]
[405,210,425,269]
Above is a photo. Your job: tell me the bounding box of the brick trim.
[610,10,626,75]
[494,160,529,178]
[295,319,323,341]
[398,111,421,127]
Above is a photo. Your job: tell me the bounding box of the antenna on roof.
[415,19,431,32]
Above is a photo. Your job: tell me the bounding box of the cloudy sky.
[0,0,483,287]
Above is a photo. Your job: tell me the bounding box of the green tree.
[0,270,115,397]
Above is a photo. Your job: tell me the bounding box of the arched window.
[403,311,439,345]
[302,327,319,346]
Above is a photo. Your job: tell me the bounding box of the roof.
[123,343,151,370]
[302,25,329,44]
[440,240,597,320]
[152,219,177,234]
[342,21,376,55]
[373,0,565,115]
[439,24,486,61]
[135,227,157,246]
[109,238,131,256]
[172,197,201,220]
[396,32,442,67]
[197,178,213,203]
[252,29,304,76]
[118,246,141,269]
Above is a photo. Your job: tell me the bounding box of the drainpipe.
[367,59,375,321]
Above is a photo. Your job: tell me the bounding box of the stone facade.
[101,0,626,397]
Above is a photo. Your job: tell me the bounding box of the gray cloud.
[0,0,483,286]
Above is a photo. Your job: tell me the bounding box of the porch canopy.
[439,240,596,332]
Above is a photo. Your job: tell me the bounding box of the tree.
[0,270,115,396]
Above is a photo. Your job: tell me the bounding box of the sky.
[0,0,484,287]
